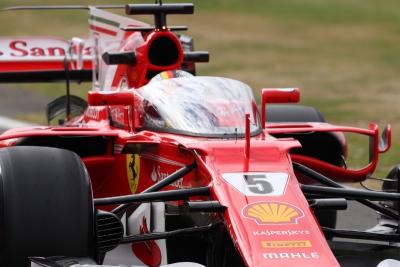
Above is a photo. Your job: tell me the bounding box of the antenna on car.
[63,42,73,121]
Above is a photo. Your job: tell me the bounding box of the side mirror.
[261,88,300,129]
[88,91,135,106]
[71,37,85,70]
[379,124,391,153]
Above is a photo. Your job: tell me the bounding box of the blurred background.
[0,0,399,177]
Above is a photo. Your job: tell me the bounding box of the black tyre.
[381,165,400,214]
[0,146,94,266]
[266,105,345,166]
[266,104,325,123]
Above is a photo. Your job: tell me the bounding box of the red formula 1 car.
[0,3,399,267]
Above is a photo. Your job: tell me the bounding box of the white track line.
[0,116,35,129]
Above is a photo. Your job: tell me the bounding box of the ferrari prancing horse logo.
[126,154,140,193]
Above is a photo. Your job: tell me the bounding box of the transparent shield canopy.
[137,76,261,137]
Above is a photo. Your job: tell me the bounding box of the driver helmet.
[149,70,193,83]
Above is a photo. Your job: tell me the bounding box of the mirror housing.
[379,124,391,153]
[261,88,300,129]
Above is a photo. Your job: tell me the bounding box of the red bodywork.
[0,5,392,267]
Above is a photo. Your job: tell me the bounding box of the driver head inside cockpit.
[150,70,194,83]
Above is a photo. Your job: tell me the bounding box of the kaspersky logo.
[243,201,304,225]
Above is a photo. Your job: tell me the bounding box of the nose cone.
[213,172,340,267]
[197,140,340,267]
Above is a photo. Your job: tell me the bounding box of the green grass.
[1,0,400,178]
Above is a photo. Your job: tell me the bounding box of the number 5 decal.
[222,172,289,196]
[244,174,273,194]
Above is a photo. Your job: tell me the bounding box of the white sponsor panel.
[89,7,148,91]
[222,172,289,196]
[103,203,166,266]
[0,37,92,61]
[377,259,400,267]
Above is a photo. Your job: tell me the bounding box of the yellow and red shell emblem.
[243,201,304,225]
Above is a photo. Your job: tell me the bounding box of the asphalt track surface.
[0,86,49,131]
[337,201,378,230]
[0,87,50,118]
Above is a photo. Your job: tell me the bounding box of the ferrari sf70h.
[0,2,399,267]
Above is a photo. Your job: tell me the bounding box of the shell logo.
[243,201,304,225]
